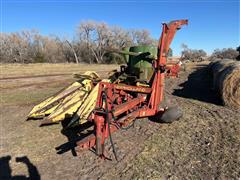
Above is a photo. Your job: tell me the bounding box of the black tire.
[159,106,183,123]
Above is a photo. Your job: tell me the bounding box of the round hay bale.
[220,62,240,108]
[209,59,240,109]
[211,59,236,90]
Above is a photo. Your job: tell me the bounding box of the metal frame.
[76,20,188,158]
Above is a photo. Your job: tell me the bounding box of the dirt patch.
[1,62,239,179]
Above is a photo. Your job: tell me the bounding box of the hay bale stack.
[209,59,240,109]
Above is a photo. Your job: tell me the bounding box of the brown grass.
[1,62,239,179]
[0,63,118,78]
[0,63,118,107]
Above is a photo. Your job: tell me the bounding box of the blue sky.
[1,0,239,55]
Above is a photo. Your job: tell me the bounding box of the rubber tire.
[159,106,183,123]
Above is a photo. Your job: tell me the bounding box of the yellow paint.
[27,71,100,119]
[72,79,110,125]
[46,79,92,123]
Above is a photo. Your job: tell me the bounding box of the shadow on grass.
[173,65,221,105]
[0,155,40,180]
[55,121,94,156]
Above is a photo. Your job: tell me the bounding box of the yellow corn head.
[27,71,105,127]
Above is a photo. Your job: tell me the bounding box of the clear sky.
[1,0,239,55]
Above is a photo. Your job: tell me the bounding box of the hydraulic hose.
[103,91,118,161]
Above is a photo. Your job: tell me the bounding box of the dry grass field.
[0,63,118,78]
[0,62,239,179]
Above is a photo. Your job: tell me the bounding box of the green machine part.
[128,45,157,81]
[122,47,130,63]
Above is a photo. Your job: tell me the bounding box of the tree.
[0,20,158,64]
[76,20,157,64]
[130,29,156,46]
[65,40,79,63]
[236,46,240,60]
[0,30,66,63]
[168,48,173,57]
[77,20,112,63]
[237,46,240,53]
[181,43,188,51]
[180,44,207,62]
[209,48,238,60]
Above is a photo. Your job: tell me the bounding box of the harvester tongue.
[27,71,102,126]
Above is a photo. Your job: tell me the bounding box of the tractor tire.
[159,106,183,123]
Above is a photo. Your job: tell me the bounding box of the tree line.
[1,20,239,64]
[181,44,240,62]
[0,20,157,64]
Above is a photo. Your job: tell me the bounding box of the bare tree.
[237,46,240,60]
[181,43,188,51]
[1,19,158,64]
[181,44,207,62]
[65,40,79,63]
[130,29,157,46]
[209,48,238,60]
[109,26,132,48]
